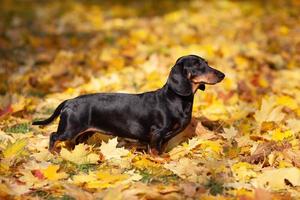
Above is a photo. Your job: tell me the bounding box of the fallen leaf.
[2,138,27,159]
[254,188,272,200]
[100,137,129,160]
[60,143,99,165]
[253,167,300,190]
[276,95,298,110]
[270,129,293,141]
[282,149,300,168]
[133,156,172,176]
[0,183,12,198]
[73,169,141,190]
[63,184,95,200]
[286,119,300,133]
[87,170,129,189]
[0,139,28,171]
[72,171,98,185]
[42,165,68,181]
[164,158,203,182]
[221,126,238,140]
[168,137,203,160]
[19,169,49,188]
[180,182,203,198]
[246,141,291,164]
[201,99,229,121]
[254,97,285,130]
[200,140,222,159]
[231,162,257,182]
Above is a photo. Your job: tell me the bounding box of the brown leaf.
[283,149,300,168]
[245,141,291,164]
[254,188,272,200]
[63,184,95,200]
[180,182,205,198]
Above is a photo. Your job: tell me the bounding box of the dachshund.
[33,55,225,154]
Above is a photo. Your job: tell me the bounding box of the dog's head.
[167,55,225,96]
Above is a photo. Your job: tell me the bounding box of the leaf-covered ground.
[1,0,300,199]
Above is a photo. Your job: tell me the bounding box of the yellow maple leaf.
[60,143,99,165]
[270,129,293,141]
[254,96,285,130]
[31,150,55,162]
[168,137,203,160]
[0,139,28,171]
[100,137,129,160]
[286,119,300,133]
[253,167,300,190]
[133,156,172,176]
[72,171,97,185]
[122,170,142,184]
[72,170,141,189]
[2,138,27,159]
[221,126,238,140]
[42,165,68,181]
[11,96,27,113]
[200,140,222,158]
[19,170,48,188]
[97,170,129,183]
[276,95,298,110]
[235,188,254,199]
[231,162,257,182]
[87,171,128,189]
[201,98,229,121]
[164,158,203,182]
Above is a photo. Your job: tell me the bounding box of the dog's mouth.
[192,80,220,85]
[191,75,224,91]
[191,71,225,90]
[192,80,222,91]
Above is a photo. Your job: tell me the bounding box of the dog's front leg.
[149,128,172,154]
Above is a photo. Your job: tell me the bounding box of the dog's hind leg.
[48,112,84,153]
[49,131,77,153]
[49,132,59,153]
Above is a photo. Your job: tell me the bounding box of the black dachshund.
[33,55,225,154]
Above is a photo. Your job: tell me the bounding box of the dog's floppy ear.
[167,63,192,96]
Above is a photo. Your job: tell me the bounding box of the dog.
[33,55,225,154]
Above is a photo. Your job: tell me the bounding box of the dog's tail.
[32,100,67,126]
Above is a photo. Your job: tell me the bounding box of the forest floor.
[0,0,300,199]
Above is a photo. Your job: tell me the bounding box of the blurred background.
[1,1,300,198]
[0,0,299,121]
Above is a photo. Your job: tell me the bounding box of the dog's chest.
[183,101,193,115]
[175,101,193,122]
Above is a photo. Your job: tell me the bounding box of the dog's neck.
[161,85,194,118]
[162,84,194,101]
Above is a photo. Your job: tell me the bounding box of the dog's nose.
[217,72,225,80]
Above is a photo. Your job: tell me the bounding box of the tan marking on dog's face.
[192,82,200,93]
[188,72,201,93]
[191,72,221,85]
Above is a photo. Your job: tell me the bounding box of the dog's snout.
[217,72,225,80]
